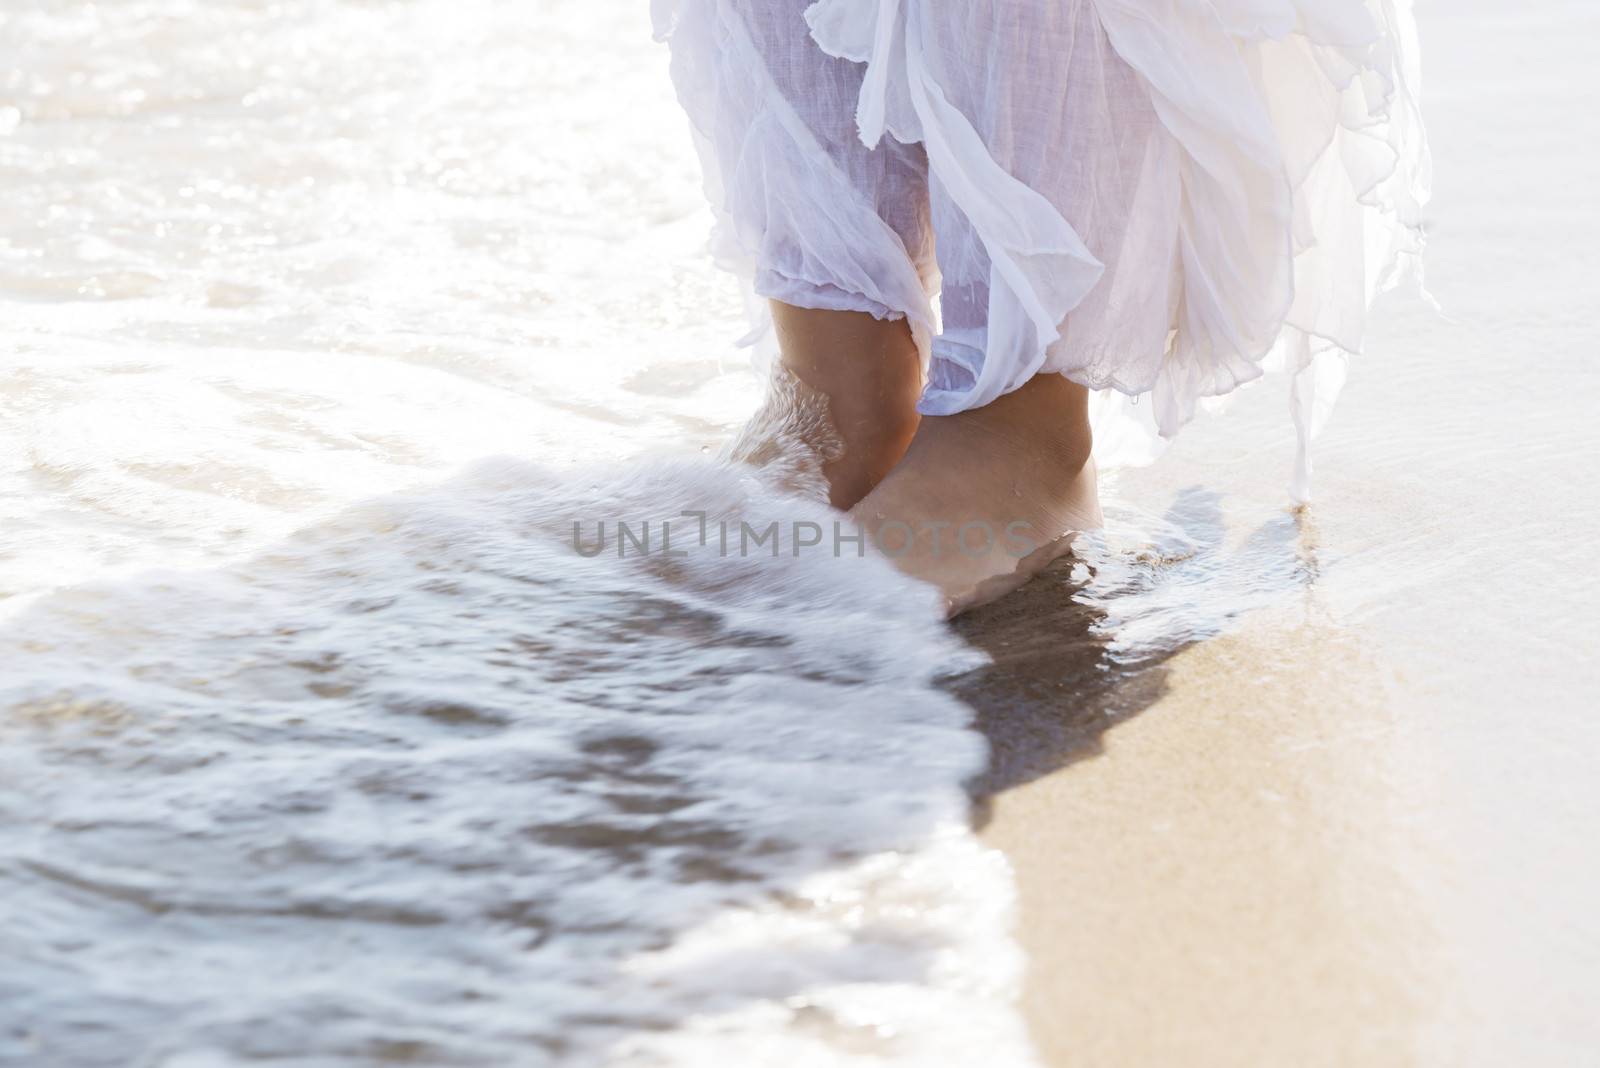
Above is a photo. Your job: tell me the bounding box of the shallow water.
[0,3,1032,1063]
[2,0,1597,1065]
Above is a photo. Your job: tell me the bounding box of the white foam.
[0,3,1050,1062]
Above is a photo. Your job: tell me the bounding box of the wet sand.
[972,606,1444,1066]
[965,4,1600,1060]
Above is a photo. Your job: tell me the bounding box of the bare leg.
[851,373,1102,616]
[769,301,923,510]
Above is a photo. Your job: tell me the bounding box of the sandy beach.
[975,607,1444,1065]
[3,1,1595,1064]
[971,4,1600,1060]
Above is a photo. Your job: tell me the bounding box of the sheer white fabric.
[652,0,1429,499]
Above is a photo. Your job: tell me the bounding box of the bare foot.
[850,374,1102,616]
[766,302,922,510]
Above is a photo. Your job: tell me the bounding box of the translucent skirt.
[652,0,1429,498]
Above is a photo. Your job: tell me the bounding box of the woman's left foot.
[850,374,1102,615]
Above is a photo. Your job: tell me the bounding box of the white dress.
[652,0,1429,499]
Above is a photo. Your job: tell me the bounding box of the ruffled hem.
[654,0,941,368]
[806,0,1428,500]
[807,0,1109,417]
[658,0,1429,500]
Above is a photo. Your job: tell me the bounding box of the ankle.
[941,375,1094,476]
[822,410,920,509]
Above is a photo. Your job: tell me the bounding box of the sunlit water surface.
[2,1,1597,1065]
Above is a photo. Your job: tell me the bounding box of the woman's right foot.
[850,373,1102,616]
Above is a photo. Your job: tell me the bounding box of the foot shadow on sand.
[941,485,1320,824]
